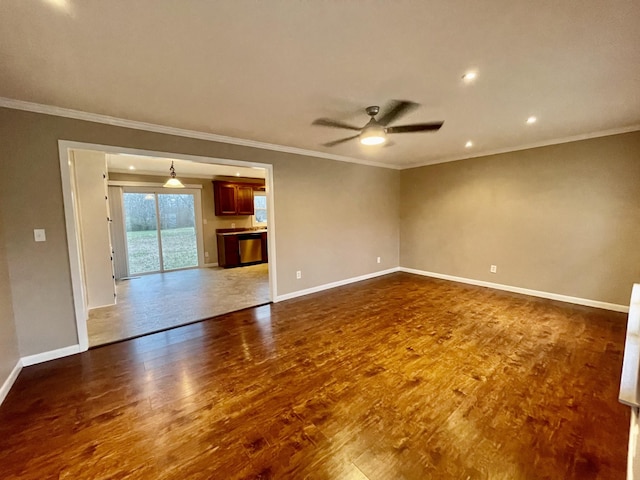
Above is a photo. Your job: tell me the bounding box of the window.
[253,192,267,226]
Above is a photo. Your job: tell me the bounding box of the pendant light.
[163,161,184,188]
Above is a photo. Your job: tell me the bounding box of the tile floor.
[87,263,270,346]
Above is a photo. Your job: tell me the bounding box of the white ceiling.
[1,1,639,168]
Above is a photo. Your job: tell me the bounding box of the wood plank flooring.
[0,273,629,479]
[88,264,270,346]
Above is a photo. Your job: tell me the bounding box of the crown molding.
[403,124,640,169]
[2,97,638,172]
[0,97,398,170]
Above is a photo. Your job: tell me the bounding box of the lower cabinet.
[217,234,240,268]
[217,232,268,268]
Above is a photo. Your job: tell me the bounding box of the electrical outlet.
[204,252,209,258]
[377,257,381,264]
[490,265,497,273]
[296,270,302,279]
[34,229,46,242]
[203,219,208,225]
[231,223,236,228]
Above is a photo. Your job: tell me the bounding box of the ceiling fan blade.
[312,118,362,131]
[386,122,444,133]
[377,100,419,126]
[323,134,360,147]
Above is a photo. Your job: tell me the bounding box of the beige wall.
[108,172,258,265]
[0,210,20,388]
[273,156,399,294]
[400,131,640,306]
[0,107,400,356]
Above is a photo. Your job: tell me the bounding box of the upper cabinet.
[213,180,262,216]
[236,184,255,215]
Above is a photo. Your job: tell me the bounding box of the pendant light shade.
[163,161,184,188]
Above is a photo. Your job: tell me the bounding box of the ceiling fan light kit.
[313,100,443,148]
[360,122,387,145]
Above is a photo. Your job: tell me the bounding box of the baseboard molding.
[0,360,23,406]
[203,262,219,268]
[400,267,629,313]
[21,344,81,367]
[274,268,400,302]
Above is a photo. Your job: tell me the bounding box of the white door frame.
[58,140,278,352]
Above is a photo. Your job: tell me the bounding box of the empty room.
[1,1,639,479]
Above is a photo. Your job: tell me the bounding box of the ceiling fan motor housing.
[365,106,380,117]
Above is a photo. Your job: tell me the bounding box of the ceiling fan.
[312,100,444,147]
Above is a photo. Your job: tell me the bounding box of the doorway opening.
[58,141,277,349]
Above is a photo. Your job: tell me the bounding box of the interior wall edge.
[400,267,629,313]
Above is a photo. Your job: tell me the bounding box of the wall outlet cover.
[34,229,46,242]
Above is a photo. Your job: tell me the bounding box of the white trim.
[400,267,629,313]
[265,166,278,301]
[0,360,22,406]
[59,144,90,351]
[628,407,639,480]
[274,268,400,302]
[0,97,392,169]
[108,180,203,189]
[203,262,219,268]
[404,125,640,169]
[3,97,639,172]
[21,344,81,367]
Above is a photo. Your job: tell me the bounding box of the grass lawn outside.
[127,227,198,274]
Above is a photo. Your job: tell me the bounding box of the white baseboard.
[400,267,629,313]
[274,268,400,302]
[203,262,219,268]
[21,344,81,367]
[0,360,23,406]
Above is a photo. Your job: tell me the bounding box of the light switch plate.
[34,229,46,242]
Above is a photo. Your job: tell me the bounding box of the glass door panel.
[123,193,161,274]
[158,193,198,270]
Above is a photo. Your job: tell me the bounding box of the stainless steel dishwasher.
[238,235,262,265]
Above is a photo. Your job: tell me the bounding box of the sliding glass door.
[158,193,198,270]
[123,189,202,275]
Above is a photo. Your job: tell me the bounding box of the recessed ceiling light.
[128,166,136,170]
[526,116,537,124]
[43,0,70,11]
[465,141,473,148]
[235,172,240,177]
[462,71,477,82]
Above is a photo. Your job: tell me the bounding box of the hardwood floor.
[87,264,270,346]
[0,273,629,479]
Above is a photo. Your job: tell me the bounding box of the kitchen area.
[82,151,271,346]
[212,179,269,268]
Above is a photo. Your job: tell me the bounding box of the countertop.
[217,229,267,236]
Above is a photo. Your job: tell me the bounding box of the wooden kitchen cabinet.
[213,181,259,216]
[217,234,239,268]
[236,184,255,215]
